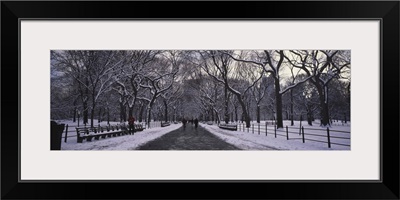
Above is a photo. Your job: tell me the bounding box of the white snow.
[201,120,350,150]
[55,119,350,150]
[57,120,181,150]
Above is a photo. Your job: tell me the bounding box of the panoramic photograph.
[50,50,351,150]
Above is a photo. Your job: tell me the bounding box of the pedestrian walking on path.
[194,118,199,129]
[182,117,187,130]
[128,115,135,135]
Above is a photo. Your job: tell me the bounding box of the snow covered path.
[59,119,349,150]
[137,124,241,150]
[61,124,181,150]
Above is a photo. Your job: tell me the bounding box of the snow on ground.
[54,118,350,150]
[201,120,350,150]
[57,119,181,150]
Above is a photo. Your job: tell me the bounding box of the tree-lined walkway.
[137,124,240,150]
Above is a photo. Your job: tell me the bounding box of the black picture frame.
[2,1,399,199]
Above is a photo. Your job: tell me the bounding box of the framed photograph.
[2,1,398,199]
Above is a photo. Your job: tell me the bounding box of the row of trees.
[51,50,350,128]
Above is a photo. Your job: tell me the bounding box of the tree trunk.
[320,99,329,126]
[73,99,77,122]
[211,107,214,122]
[146,108,152,128]
[107,107,110,125]
[236,97,250,128]
[173,108,176,122]
[147,98,155,128]
[164,100,168,122]
[247,102,252,122]
[274,79,284,128]
[119,101,125,122]
[224,84,229,124]
[215,111,221,124]
[90,105,96,128]
[316,85,330,126]
[83,77,89,125]
[347,83,351,106]
[211,108,220,124]
[256,105,260,123]
[98,107,101,123]
[307,110,313,126]
[83,100,88,125]
[73,107,77,123]
[128,105,133,118]
[325,86,330,125]
[139,104,144,122]
[235,106,238,122]
[290,89,294,126]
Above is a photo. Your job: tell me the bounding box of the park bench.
[161,122,170,127]
[76,127,100,143]
[134,123,145,131]
[218,123,238,131]
[75,124,128,143]
[100,124,127,137]
[206,122,213,125]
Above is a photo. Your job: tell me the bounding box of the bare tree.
[140,54,179,127]
[285,50,350,126]
[251,76,272,123]
[51,50,123,127]
[199,51,264,128]
[125,50,161,118]
[229,94,240,122]
[225,50,311,128]
[200,51,232,124]
[51,49,350,130]
[195,76,223,123]
[160,86,181,122]
[113,78,129,122]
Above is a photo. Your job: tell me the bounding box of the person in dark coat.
[194,118,199,129]
[128,115,135,135]
[182,117,187,130]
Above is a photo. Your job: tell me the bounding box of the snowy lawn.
[58,120,181,150]
[201,120,350,150]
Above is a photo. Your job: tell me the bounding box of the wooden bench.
[75,124,128,143]
[99,124,125,137]
[206,122,213,125]
[134,124,145,131]
[218,123,238,131]
[76,127,98,142]
[161,122,170,127]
